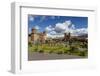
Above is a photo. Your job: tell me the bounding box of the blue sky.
[28,15,88,37]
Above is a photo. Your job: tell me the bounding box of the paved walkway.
[28,52,87,61]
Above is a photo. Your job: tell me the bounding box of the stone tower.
[31,28,38,41]
[63,32,71,41]
[39,31,47,43]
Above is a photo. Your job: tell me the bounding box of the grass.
[28,43,88,57]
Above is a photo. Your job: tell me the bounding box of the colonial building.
[28,28,47,44]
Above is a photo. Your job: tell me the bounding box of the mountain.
[77,34,88,39]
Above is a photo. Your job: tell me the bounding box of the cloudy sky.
[28,15,88,38]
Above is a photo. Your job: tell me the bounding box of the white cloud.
[76,28,87,35]
[71,28,87,36]
[39,16,46,22]
[49,31,57,35]
[64,20,72,26]
[55,20,72,33]
[28,27,31,34]
[70,24,75,30]
[55,23,66,33]
[45,20,72,38]
[69,24,75,35]
[34,25,40,30]
[29,15,34,21]
[45,20,87,38]
[45,25,54,32]
[47,33,64,38]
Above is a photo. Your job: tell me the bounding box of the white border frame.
[11,2,97,74]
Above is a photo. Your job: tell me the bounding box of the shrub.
[48,50,53,54]
[28,42,32,47]
[69,46,78,53]
[34,48,38,52]
[78,51,86,56]
[64,50,68,54]
[56,51,63,54]
[38,50,44,53]
[67,50,71,55]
